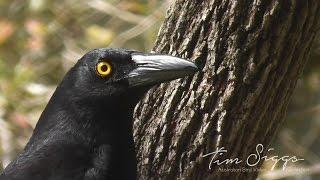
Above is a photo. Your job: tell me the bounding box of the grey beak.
[127,53,198,87]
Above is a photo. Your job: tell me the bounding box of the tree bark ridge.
[134,0,320,179]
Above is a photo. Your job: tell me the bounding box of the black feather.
[0,48,198,180]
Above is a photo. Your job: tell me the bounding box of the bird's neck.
[33,89,139,148]
[64,96,137,144]
[26,92,139,179]
[63,97,138,179]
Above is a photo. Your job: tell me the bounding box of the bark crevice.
[134,0,320,179]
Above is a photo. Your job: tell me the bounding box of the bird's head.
[59,48,198,108]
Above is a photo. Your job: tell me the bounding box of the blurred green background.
[0,0,319,179]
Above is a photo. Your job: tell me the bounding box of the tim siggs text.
[202,144,304,170]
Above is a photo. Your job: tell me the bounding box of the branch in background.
[288,104,320,118]
[0,118,13,169]
[111,2,168,47]
[110,2,169,47]
[88,0,145,24]
[279,129,320,164]
[62,38,85,70]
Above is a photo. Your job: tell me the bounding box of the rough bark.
[133,0,320,179]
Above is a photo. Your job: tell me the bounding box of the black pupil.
[101,64,108,72]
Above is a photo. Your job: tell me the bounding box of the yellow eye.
[96,61,112,77]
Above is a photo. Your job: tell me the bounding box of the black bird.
[0,48,198,180]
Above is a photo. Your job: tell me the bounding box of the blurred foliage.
[0,0,168,169]
[260,38,320,179]
[0,0,319,179]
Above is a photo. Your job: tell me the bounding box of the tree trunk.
[133,0,320,179]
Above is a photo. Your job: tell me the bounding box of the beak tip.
[193,64,200,72]
[185,61,200,74]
